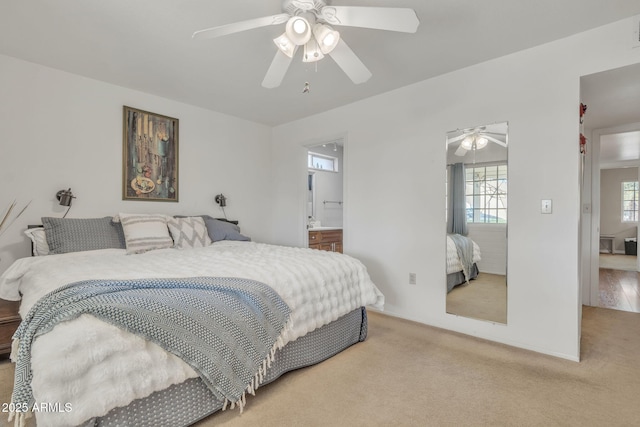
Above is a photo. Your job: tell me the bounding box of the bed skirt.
[447,263,479,293]
[87,307,368,427]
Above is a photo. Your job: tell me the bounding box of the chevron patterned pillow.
[167,216,212,249]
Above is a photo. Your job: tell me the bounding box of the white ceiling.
[581,63,640,131]
[1,1,640,126]
[581,63,640,168]
[599,131,640,168]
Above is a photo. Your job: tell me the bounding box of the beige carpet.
[446,273,507,323]
[2,307,640,426]
[599,254,638,271]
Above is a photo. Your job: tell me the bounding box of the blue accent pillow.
[42,217,126,254]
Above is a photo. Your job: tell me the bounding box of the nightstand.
[0,298,20,358]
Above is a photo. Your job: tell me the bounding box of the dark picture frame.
[122,106,179,202]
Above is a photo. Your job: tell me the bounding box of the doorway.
[581,62,640,314]
[598,136,640,313]
[305,139,345,252]
[590,128,640,314]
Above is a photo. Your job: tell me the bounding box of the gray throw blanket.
[449,233,475,283]
[9,277,290,423]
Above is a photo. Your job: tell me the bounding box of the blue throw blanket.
[449,233,475,283]
[9,277,290,422]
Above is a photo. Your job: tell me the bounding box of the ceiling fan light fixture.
[285,15,313,45]
[475,136,488,149]
[313,23,340,54]
[303,37,325,62]
[461,136,474,150]
[273,33,296,58]
[460,134,489,151]
[293,18,307,34]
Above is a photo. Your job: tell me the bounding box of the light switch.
[541,199,552,214]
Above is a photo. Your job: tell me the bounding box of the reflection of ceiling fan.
[448,127,507,157]
[192,0,419,88]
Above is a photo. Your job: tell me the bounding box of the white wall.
[270,17,640,361]
[0,54,273,270]
[468,224,506,275]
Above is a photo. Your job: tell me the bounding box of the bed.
[446,234,481,293]
[0,215,384,427]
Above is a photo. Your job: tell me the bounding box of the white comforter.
[0,241,384,427]
[446,235,481,274]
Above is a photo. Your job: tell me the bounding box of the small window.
[308,152,339,172]
[622,181,638,222]
[465,164,507,223]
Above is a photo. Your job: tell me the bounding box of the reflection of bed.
[1,216,384,427]
[446,234,481,292]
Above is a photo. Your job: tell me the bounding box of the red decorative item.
[580,133,587,154]
[579,103,588,153]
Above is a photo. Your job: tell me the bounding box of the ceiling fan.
[448,127,508,157]
[192,0,420,88]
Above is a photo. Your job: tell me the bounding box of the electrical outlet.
[409,273,417,285]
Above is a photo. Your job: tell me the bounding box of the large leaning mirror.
[446,122,508,324]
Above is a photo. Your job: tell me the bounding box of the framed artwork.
[122,106,179,202]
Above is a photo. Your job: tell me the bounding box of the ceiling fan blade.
[328,39,372,84]
[482,131,507,138]
[262,49,296,89]
[321,6,419,33]
[454,146,468,156]
[447,134,467,144]
[192,13,290,40]
[484,135,508,147]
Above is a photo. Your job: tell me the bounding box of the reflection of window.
[308,152,338,172]
[622,181,639,222]
[466,164,507,223]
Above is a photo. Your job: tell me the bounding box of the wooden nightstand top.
[0,298,20,323]
[0,298,20,357]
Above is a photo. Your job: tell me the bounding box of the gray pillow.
[176,215,250,242]
[204,217,251,242]
[42,217,126,254]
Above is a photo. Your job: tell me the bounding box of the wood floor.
[599,267,640,313]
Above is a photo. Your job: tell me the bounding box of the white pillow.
[24,227,50,256]
[167,217,212,249]
[118,213,173,254]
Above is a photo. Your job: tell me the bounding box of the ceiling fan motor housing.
[283,0,328,16]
